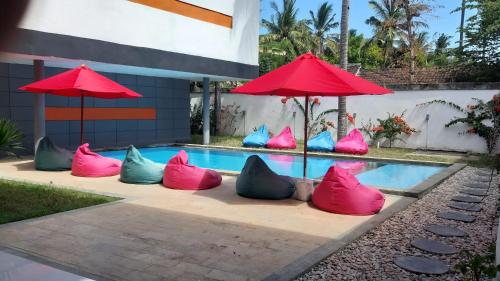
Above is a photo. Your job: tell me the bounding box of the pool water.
[100,146,444,190]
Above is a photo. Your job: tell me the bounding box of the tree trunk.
[408,19,415,84]
[458,0,466,56]
[214,81,222,135]
[337,0,350,140]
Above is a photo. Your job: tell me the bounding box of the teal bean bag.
[307,131,335,152]
[236,155,296,200]
[243,125,269,147]
[120,145,164,184]
[34,137,73,171]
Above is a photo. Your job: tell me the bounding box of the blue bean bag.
[236,155,296,200]
[307,131,335,152]
[120,145,164,184]
[242,125,269,147]
[34,137,73,171]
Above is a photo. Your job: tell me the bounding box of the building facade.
[0,0,259,151]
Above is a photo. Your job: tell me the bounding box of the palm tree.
[309,2,339,56]
[337,0,350,140]
[435,33,451,55]
[400,0,431,84]
[262,0,309,56]
[365,0,405,68]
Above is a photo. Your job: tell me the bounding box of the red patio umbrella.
[19,64,142,144]
[231,52,392,178]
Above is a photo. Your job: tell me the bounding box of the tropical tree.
[309,2,339,56]
[0,119,24,157]
[435,33,452,55]
[400,0,432,83]
[261,0,312,56]
[337,0,350,140]
[365,0,405,68]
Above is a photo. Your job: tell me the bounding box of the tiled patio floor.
[0,159,414,281]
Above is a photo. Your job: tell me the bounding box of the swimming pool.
[100,146,445,190]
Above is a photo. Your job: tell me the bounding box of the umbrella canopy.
[231,52,392,178]
[19,65,142,98]
[20,65,142,144]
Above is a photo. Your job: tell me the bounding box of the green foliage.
[309,2,338,55]
[368,111,417,147]
[0,119,24,157]
[286,97,338,138]
[462,0,500,65]
[455,244,500,281]
[418,95,500,154]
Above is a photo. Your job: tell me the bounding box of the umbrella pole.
[303,95,309,179]
[80,93,84,144]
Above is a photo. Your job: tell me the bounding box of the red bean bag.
[312,166,385,215]
[163,150,222,190]
[266,127,297,149]
[335,129,368,155]
[71,143,122,177]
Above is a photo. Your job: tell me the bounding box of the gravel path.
[297,167,498,281]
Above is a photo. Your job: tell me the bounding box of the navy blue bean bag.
[242,125,269,147]
[307,131,335,152]
[236,155,296,200]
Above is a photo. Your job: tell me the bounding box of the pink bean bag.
[163,150,222,190]
[266,127,297,149]
[335,129,368,155]
[71,143,122,177]
[312,166,385,215]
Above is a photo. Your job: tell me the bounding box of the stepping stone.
[411,238,458,255]
[448,202,482,212]
[451,195,482,203]
[460,189,488,196]
[464,183,489,189]
[477,171,493,177]
[425,224,467,237]
[437,211,476,223]
[474,177,491,182]
[394,256,449,274]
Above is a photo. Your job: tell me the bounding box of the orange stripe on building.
[130,0,232,28]
[46,107,156,121]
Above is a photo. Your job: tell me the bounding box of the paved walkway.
[0,159,414,281]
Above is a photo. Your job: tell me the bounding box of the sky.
[260,0,472,47]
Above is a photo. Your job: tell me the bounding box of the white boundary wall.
[192,89,499,153]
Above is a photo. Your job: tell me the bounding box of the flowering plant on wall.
[360,111,417,148]
[281,97,337,138]
[418,95,500,154]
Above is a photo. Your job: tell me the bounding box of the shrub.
[360,111,417,148]
[0,119,24,157]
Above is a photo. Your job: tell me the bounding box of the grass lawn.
[189,134,496,167]
[0,179,119,224]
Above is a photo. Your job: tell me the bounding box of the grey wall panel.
[117,131,137,145]
[137,120,156,131]
[9,64,33,79]
[95,132,117,146]
[94,121,116,132]
[0,91,9,106]
[71,133,95,147]
[0,107,10,118]
[117,120,138,131]
[46,121,69,134]
[49,133,70,148]
[9,92,33,106]
[157,119,174,130]
[9,78,32,92]
[0,77,9,91]
[0,63,8,76]
[137,86,155,97]
[115,98,138,107]
[68,96,94,107]
[155,78,172,88]
[11,107,34,121]
[116,74,137,85]
[135,130,156,145]
[137,76,155,87]
[94,98,116,107]
[46,95,69,107]
[70,120,94,133]
[138,98,155,108]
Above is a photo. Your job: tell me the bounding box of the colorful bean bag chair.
[163,150,222,190]
[71,143,122,177]
[312,166,385,215]
[335,129,368,155]
[34,137,73,171]
[120,145,164,184]
[236,155,296,200]
[307,131,335,152]
[266,127,297,149]
[243,125,269,147]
